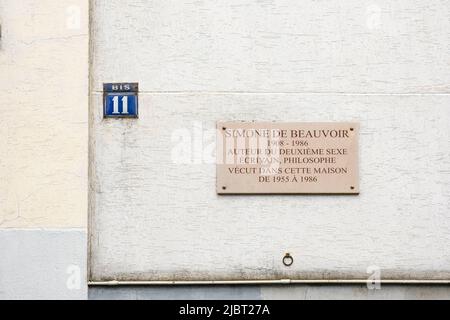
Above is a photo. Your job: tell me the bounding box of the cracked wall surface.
[0,0,89,299]
[89,0,450,282]
[0,0,88,229]
[1,0,450,300]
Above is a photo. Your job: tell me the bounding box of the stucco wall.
[89,0,450,282]
[0,0,89,299]
[1,0,449,300]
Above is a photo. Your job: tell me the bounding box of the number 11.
[112,96,129,114]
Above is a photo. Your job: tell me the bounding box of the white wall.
[90,1,450,282]
[0,0,89,299]
[0,0,448,300]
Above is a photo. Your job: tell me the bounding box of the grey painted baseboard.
[0,229,87,300]
[89,284,450,300]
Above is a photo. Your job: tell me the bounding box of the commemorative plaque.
[217,122,359,194]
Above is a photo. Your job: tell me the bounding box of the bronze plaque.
[217,122,359,194]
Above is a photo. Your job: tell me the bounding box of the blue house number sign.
[104,83,139,118]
